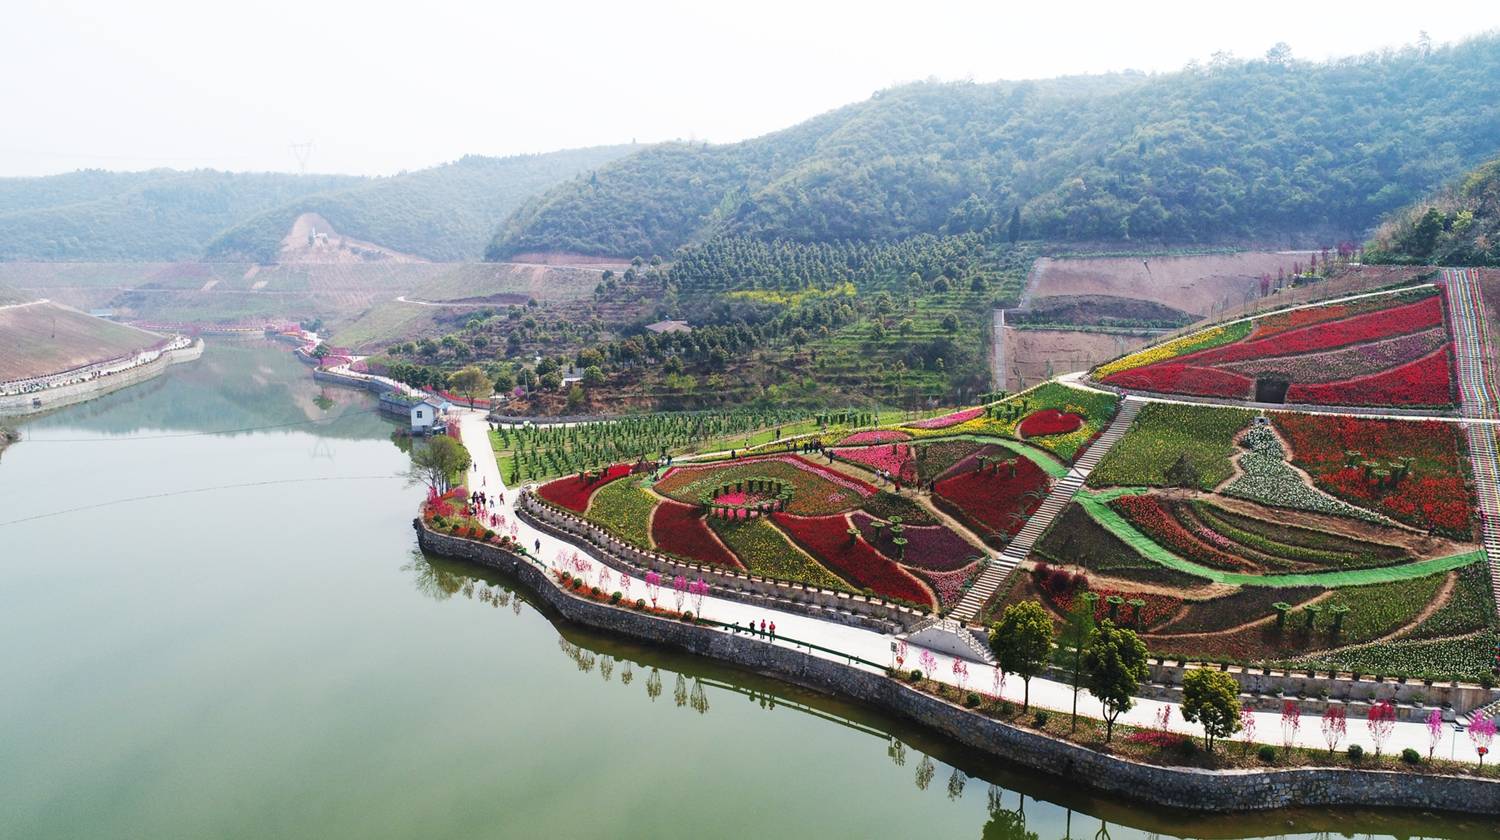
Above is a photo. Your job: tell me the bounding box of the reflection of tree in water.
[947,767,967,801]
[673,672,689,707]
[915,754,935,790]
[645,668,662,701]
[981,787,1038,840]
[404,551,466,600]
[599,654,614,682]
[689,678,709,714]
[619,662,634,686]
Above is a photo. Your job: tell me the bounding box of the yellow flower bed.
[1094,322,1241,379]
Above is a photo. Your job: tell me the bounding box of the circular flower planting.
[1017,409,1084,437]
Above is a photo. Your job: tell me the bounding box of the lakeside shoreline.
[416,518,1500,817]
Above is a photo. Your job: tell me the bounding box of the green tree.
[1164,453,1200,489]
[407,435,471,494]
[448,365,493,408]
[990,600,1054,711]
[1057,594,1096,731]
[582,365,606,389]
[1180,668,1242,753]
[1082,620,1149,742]
[1007,207,1022,243]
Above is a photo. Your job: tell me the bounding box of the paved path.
[445,409,1493,763]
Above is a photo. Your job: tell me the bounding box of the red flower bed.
[1103,363,1252,398]
[1054,585,1182,630]
[536,464,633,512]
[652,500,742,568]
[932,457,1049,541]
[1194,296,1443,365]
[832,443,912,475]
[772,513,932,606]
[1271,414,1476,538]
[1109,495,1248,572]
[1018,409,1084,437]
[1285,347,1456,407]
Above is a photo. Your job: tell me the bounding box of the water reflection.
[407,549,1496,840]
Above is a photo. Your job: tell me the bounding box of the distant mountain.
[0,146,634,263]
[0,170,359,261]
[489,35,1500,260]
[1364,156,1500,266]
[206,146,635,262]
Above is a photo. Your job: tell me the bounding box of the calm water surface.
[0,340,1486,839]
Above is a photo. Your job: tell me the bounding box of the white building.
[410,397,448,434]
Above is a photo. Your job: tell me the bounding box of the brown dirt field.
[1029,252,1311,315]
[1001,327,1153,391]
[279,213,428,264]
[0,302,165,381]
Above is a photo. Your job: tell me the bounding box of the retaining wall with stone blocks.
[417,521,1500,816]
[0,340,203,417]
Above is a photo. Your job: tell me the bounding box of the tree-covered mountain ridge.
[1364,155,1500,266]
[0,146,634,262]
[489,34,1500,260]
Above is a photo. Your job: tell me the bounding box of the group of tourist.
[731,618,777,639]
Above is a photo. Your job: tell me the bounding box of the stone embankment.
[0,339,203,417]
[418,520,1500,816]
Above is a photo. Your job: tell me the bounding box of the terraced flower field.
[1092,288,1459,408]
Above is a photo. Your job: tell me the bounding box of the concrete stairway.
[1441,269,1500,617]
[949,396,1145,624]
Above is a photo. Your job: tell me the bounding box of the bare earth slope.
[0,301,164,380]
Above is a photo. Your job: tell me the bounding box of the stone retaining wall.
[517,492,924,633]
[417,521,1500,816]
[0,340,203,417]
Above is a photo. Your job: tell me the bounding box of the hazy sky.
[2,0,1496,177]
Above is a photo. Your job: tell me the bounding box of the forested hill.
[205,146,635,262]
[0,170,360,261]
[489,35,1500,260]
[1364,156,1500,266]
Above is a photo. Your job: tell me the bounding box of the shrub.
[610,591,623,603]
[561,572,573,584]
[1000,701,1015,716]
[964,692,982,708]
[908,669,923,682]
[1401,747,1421,764]
[1347,743,1364,762]
[635,598,647,610]
[681,611,694,623]
[1033,711,1050,728]
[1257,745,1277,763]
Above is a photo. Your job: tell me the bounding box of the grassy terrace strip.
[1074,488,1485,587]
[705,516,851,591]
[1089,403,1252,490]
[581,478,657,548]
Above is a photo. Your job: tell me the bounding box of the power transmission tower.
[290,142,314,175]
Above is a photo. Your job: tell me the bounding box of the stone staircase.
[949,396,1145,624]
[902,617,998,665]
[1441,269,1500,617]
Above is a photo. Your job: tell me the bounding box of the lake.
[0,339,1486,839]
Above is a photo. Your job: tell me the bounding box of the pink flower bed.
[832,444,912,475]
[851,511,980,572]
[1104,363,1253,398]
[838,430,912,445]
[907,407,983,430]
[914,562,981,606]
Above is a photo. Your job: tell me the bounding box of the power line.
[0,474,406,528]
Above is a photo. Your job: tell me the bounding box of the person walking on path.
[769,621,776,640]
[760,619,767,635]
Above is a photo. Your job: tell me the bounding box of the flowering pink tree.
[689,578,708,615]
[1366,700,1396,757]
[1426,708,1445,760]
[1470,714,1496,767]
[1321,705,1347,757]
[1280,701,1302,752]
[894,639,908,672]
[672,575,688,613]
[644,571,661,607]
[990,665,1005,700]
[1154,705,1172,735]
[596,566,612,592]
[918,649,937,680]
[951,659,969,692]
[1239,705,1257,754]
[619,574,631,600]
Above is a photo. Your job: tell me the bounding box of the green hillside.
[0,170,360,261]
[1364,156,1500,266]
[205,146,635,262]
[490,35,1500,259]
